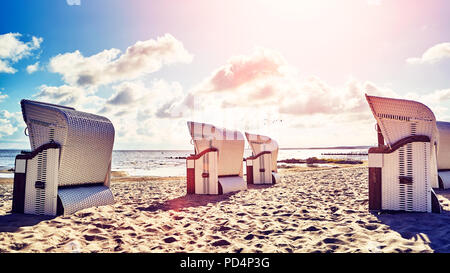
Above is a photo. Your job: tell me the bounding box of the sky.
[0,0,449,150]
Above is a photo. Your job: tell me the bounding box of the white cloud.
[181,48,396,123]
[29,42,450,148]
[26,61,40,74]
[106,81,147,106]
[34,84,91,107]
[48,34,193,87]
[403,88,450,120]
[0,33,43,74]
[0,110,22,138]
[0,91,8,103]
[94,80,189,147]
[195,47,289,93]
[29,34,194,148]
[278,77,397,116]
[99,80,184,114]
[170,47,297,117]
[0,119,16,137]
[33,79,188,146]
[414,88,450,103]
[163,47,450,146]
[407,42,450,64]
[66,0,81,5]
[0,60,16,74]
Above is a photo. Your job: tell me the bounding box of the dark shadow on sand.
[0,213,55,233]
[136,184,274,213]
[247,184,274,190]
[435,188,450,202]
[374,189,450,253]
[136,193,233,212]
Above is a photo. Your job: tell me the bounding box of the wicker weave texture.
[366,94,439,189]
[58,185,114,215]
[21,100,115,187]
[366,95,436,212]
[380,137,431,212]
[218,176,247,194]
[365,95,437,146]
[23,147,59,215]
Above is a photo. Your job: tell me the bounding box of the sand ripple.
[0,167,449,253]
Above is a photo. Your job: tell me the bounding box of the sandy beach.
[0,165,449,253]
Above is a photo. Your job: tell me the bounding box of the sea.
[0,148,369,178]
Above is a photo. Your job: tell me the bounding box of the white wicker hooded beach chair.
[244,132,281,184]
[186,121,247,194]
[12,100,115,215]
[365,94,441,213]
[436,121,450,189]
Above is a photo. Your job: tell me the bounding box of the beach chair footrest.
[438,171,450,189]
[218,176,247,194]
[58,185,115,215]
[272,172,280,184]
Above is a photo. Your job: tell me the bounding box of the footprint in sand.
[244,234,254,240]
[259,230,274,235]
[76,212,93,218]
[87,228,103,234]
[163,236,177,243]
[290,235,303,241]
[145,227,158,233]
[364,224,380,231]
[84,234,107,241]
[10,243,28,251]
[217,226,232,232]
[323,238,345,244]
[304,226,320,232]
[211,239,231,247]
[160,225,173,231]
[93,223,115,229]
